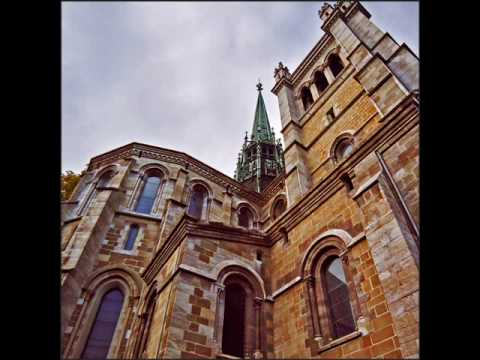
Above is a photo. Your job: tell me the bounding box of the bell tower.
[234,82,285,192]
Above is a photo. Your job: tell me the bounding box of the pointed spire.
[251,81,274,143]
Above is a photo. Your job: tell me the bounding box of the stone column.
[253,298,263,359]
[222,188,233,226]
[309,82,320,101]
[156,168,188,252]
[305,275,324,346]
[213,285,225,354]
[323,65,336,84]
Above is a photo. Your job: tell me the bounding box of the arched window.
[301,86,314,111]
[314,71,329,93]
[222,283,246,357]
[272,198,286,220]
[238,207,253,229]
[187,185,208,219]
[335,138,354,162]
[215,268,264,359]
[97,170,114,188]
[81,289,124,359]
[124,224,139,250]
[135,171,162,214]
[328,53,345,77]
[323,257,356,339]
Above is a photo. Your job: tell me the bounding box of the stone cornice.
[87,142,267,206]
[142,214,270,284]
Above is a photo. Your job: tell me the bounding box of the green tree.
[61,170,82,201]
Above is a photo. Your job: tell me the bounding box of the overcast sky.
[62,1,419,177]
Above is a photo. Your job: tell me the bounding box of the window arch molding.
[300,231,366,347]
[213,264,266,359]
[236,202,258,229]
[95,164,120,184]
[76,165,119,215]
[129,164,168,214]
[270,194,287,221]
[330,131,355,164]
[137,163,170,179]
[63,265,143,359]
[321,46,345,71]
[186,179,213,221]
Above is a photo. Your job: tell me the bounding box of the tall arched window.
[215,268,265,359]
[81,289,124,359]
[124,224,139,251]
[187,185,208,219]
[334,138,354,162]
[301,86,314,111]
[323,257,356,339]
[135,171,162,214]
[314,71,329,93]
[222,283,246,357]
[328,53,345,77]
[272,198,286,220]
[238,207,253,229]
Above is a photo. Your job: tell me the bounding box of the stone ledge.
[271,276,302,299]
[317,330,362,354]
[352,171,382,200]
[347,232,366,248]
[216,353,242,360]
[116,209,163,222]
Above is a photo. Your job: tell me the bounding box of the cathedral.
[61,1,419,358]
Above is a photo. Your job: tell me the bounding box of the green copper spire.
[251,82,274,143]
[234,81,285,192]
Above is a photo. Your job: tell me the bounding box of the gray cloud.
[62,1,419,176]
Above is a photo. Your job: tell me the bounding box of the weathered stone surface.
[61,2,419,359]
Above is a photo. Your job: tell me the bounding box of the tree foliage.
[61,170,82,201]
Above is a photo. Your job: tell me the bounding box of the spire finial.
[256,79,263,92]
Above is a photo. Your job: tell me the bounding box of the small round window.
[335,138,353,162]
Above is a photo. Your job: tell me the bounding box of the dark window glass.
[222,283,246,357]
[326,108,335,124]
[188,186,207,219]
[238,207,252,228]
[273,199,286,220]
[97,171,114,188]
[324,257,356,339]
[124,224,139,250]
[335,139,353,161]
[301,87,314,111]
[328,53,344,77]
[81,289,124,359]
[135,175,161,214]
[314,71,329,93]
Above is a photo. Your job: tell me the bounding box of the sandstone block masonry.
[61,1,419,358]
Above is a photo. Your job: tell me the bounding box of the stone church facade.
[61,1,419,358]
